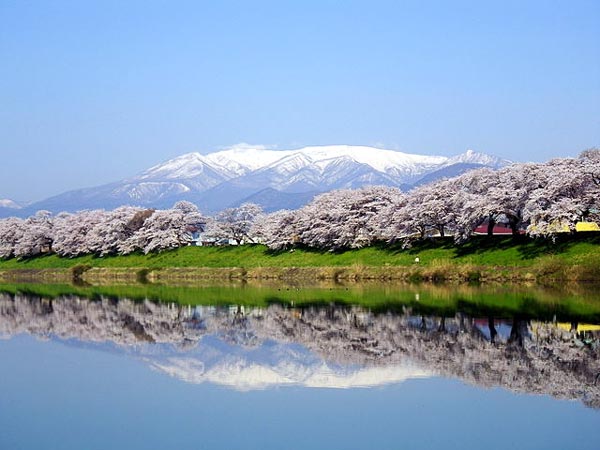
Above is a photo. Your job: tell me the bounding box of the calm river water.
[0,283,599,449]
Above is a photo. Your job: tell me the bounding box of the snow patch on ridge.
[112,182,191,200]
[0,199,20,209]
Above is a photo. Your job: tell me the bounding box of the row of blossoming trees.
[0,151,598,258]
[255,150,599,249]
[0,201,206,259]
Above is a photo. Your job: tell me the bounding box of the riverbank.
[0,234,599,284]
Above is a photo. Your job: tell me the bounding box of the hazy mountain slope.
[412,163,487,187]
[233,188,321,212]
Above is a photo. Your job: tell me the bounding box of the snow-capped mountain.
[13,145,510,216]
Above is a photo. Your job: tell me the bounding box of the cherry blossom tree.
[261,186,404,250]
[208,203,263,244]
[524,155,600,236]
[450,164,540,240]
[489,164,543,235]
[400,179,457,239]
[120,201,204,254]
[13,211,54,258]
[444,168,499,241]
[52,210,105,257]
[251,209,302,250]
[86,206,145,256]
[0,217,25,259]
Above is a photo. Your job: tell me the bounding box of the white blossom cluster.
[0,201,205,258]
[203,203,264,245]
[1,150,598,258]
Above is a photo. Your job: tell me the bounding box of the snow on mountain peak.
[141,145,508,183]
[141,152,208,179]
[201,144,455,175]
[296,145,448,172]
[260,151,316,173]
[205,146,295,173]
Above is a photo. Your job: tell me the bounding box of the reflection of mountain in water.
[1,293,599,406]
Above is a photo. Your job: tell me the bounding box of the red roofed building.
[473,222,524,235]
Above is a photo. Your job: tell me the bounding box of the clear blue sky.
[1,0,598,202]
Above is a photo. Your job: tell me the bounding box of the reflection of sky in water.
[1,334,599,450]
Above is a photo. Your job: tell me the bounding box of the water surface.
[1,283,599,449]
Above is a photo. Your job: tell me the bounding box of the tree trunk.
[487,217,496,236]
[508,213,521,236]
[488,316,497,343]
[509,317,528,348]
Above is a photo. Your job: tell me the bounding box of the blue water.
[1,334,598,450]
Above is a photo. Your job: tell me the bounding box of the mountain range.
[1,145,510,217]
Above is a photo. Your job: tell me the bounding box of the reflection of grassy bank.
[0,234,599,283]
[1,280,600,323]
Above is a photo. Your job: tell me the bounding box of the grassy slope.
[0,234,599,271]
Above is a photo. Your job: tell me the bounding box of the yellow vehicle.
[575,221,600,232]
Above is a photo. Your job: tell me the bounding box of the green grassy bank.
[1,234,599,283]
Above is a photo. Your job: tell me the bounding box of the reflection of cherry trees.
[1,293,598,406]
[1,150,599,257]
